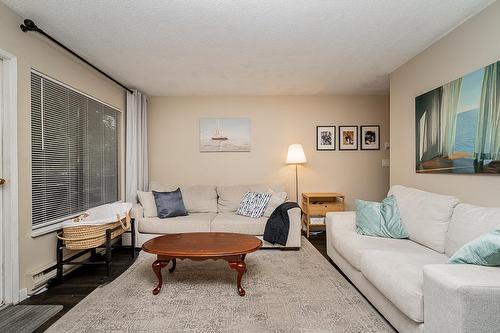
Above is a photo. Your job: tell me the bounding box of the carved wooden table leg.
[169,258,176,273]
[152,259,170,295]
[229,260,247,296]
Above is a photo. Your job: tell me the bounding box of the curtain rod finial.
[20,19,39,32]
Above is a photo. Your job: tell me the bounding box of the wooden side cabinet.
[301,192,345,238]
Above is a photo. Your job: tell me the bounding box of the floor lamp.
[286,144,307,203]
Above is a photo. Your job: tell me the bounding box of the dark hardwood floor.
[20,248,139,333]
[22,233,330,332]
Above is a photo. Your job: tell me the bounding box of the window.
[454,68,483,155]
[31,71,120,230]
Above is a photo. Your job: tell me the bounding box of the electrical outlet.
[384,142,390,150]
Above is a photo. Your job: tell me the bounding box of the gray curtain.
[126,90,149,202]
[475,62,500,161]
[440,78,462,158]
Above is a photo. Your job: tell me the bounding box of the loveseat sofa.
[326,185,500,333]
[124,182,302,249]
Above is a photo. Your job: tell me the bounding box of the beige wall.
[0,3,126,292]
[390,1,500,206]
[149,95,390,209]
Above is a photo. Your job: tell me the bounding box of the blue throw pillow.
[355,195,409,239]
[448,230,500,266]
[152,188,188,218]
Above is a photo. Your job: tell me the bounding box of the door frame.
[0,48,19,304]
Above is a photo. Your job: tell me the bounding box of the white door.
[0,58,4,306]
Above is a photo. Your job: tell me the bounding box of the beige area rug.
[47,238,394,332]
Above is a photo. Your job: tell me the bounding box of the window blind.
[31,71,119,228]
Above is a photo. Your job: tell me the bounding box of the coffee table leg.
[229,260,247,296]
[169,258,176,273]
[152,259,169,295]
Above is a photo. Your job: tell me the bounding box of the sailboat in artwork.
[211,119,228,140]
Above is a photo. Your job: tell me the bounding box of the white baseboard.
[18,288,28,302]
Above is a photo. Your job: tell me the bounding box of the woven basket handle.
[117,211,131,230]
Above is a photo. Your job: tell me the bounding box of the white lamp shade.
[286,144,307,164]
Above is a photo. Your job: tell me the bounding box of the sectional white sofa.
[124,182,302,249]
[326,185,500,333]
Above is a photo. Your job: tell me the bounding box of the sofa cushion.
[236,192,272,218]
[330,228,438,271]
[355,195,409,239]
[152,189,188,218]
[388,185,459,253]
[445,203,500,257]
[138,213,215,234]
[263,190,288,218]
[361,250,448,323]
[448,230,500,266]
[216,184,285,213]
[180,185,218,213]
[137,191,157,218]
[149,182,217,213]
[210,212,267,235]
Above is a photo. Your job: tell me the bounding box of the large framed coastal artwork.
[200,118,251,152]
[416,60,500,174]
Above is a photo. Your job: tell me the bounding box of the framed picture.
[339,126,358,150]
[316,126,335,150]
[415,58,500,174]
[360,125,380,150]
[199,118,251,152]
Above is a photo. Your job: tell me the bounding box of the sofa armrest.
[130,203,144,219]
[424,264,500,333]
[325,211,356,232]
[285,207,302,248]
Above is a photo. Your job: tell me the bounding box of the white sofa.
[124,182,302,249]
[326,185,500,333]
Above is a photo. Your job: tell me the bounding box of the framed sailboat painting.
[200,118,251,152]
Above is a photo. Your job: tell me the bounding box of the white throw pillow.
[236,192,272,218]
[137,191,158,218]
[263,189,288,218]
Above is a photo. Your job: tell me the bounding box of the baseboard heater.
[26,249,102,295]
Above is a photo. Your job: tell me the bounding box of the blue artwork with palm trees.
[415,60,500,174]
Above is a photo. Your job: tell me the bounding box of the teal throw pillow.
[355,195,409,239]
[448,230,500,266]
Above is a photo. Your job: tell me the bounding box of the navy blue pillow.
[152,188,188,218]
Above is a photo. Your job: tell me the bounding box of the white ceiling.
[2,0,495,96]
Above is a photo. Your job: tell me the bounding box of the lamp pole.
[295,164,299,203]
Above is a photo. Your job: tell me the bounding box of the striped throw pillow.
[236,191,272,218]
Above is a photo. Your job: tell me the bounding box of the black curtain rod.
[20,19,133,94]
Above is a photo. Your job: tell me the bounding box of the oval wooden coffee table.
[142,232,262,296]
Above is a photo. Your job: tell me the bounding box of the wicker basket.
[58,212,131,250]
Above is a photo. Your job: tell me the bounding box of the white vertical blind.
[31,72,119,228]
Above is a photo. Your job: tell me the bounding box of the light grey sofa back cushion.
[388,185,459,253]
[149,181,217,213]
[445,203,500,257]
[217,184,286,213]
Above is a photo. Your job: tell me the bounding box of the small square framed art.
[360,125,380,150]
[316,126,336,150]
[339,126,358,151]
